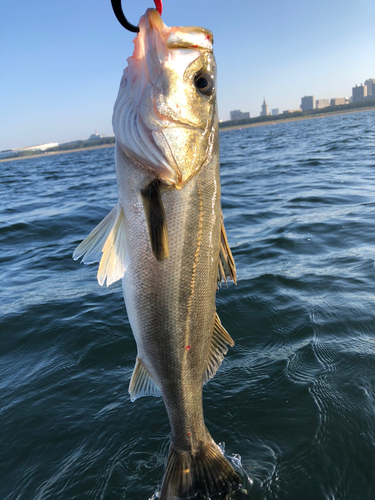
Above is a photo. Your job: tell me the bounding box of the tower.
[261,98,269,117]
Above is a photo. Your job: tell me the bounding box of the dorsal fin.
[203,313,234,384]
[73,203,127,287]
[129,357,162,402]
[141,179,169,261]
[217,213,236,286]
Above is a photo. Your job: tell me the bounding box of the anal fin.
[141,179,169,261]
[203,313,235,384]
[218,212,236,286]
[73,203,127,287]
[129,357,161,402]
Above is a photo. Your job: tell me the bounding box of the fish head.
[112,8,218,189]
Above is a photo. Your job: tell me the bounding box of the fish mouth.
[145,8,213,51]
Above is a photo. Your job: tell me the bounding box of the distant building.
[0,149,14,159]
[0,142,59,158]
[330,97,348,106]
[18,142,58,152]
[301,95,315,111]
[316,99,330,109]
[365,78,375,97]
[283,109,301,114]
[230,110,250,121]
[271,108,279,116]
[260,98,269,116]
[352,84,367,103]
[89,130,105,140]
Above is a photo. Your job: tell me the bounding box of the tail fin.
[159,440,241,500]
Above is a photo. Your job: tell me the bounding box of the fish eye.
[194,73,214,96]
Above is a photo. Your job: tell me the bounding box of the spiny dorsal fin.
[141,179,169,261]
[73,203,127,287]
[218,212,236,286]
[129,357,161,402]
[203,313,235,384]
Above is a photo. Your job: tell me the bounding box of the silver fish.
[74,8,240,499]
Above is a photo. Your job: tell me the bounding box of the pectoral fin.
[73,203,127,287]
[203,313,234,384]
[129,357,161,402]
[141,179,169,261]
[217,213,237,285]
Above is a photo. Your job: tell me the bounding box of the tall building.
[301,95,315,111]
[352,84,367,102]
[316,99,330,109]
[271,108,279,116]
[260,98,269,116]
[365,78,375,97]
[230,110,250,121]
[330,97,348,106]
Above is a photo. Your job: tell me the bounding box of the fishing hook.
[111,0,163,33]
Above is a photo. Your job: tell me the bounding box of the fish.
[73,8,240,499]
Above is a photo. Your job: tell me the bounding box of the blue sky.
[1,0,374,150]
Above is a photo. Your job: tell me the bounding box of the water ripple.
[1,112,375,499]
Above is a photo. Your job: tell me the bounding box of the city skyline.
[232,76,374,119]
[1,0,374,150]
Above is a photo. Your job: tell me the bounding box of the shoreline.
[2,105,374,163]
[219,105,375,132]
[0,143,115,163]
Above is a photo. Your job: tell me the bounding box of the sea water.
[1,110,375,499]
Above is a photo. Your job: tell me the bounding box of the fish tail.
[159,439,241,499]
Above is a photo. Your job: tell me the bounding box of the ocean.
[1,110,375,499]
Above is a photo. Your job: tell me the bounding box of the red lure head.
[154,0,163,15]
